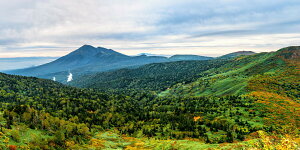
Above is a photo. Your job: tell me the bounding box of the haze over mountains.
[0,57,58,71]
[5,45,253,82]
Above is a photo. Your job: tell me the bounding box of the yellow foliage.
[90,138,105,147]
[254,131,299,150]
[125,145,149,150]
[3,137,9,143]
[133,141,145,147]
[65,140,75,147]
[247,91,300,127]
[193,116,202,121]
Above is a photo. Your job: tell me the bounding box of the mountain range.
[5,45,224,82]
[69,46,299,98]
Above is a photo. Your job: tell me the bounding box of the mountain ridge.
[169,54,213,61]
[218,51,256,59]
[5,45,216,82]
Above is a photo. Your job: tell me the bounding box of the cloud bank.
[1,0,300,57]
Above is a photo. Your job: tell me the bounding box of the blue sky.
[0,0,300,57]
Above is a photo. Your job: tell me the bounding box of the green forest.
[0,46,299,149]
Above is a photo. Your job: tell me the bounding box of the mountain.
[5,45,215,82]
[6,45,169,81]
[169,55,213,61]
[137,53,169,57]
[6,45,131,76]
[218,51,255,59]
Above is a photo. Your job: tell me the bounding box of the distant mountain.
[5,45,215,82]
[137,53,169,57]
[6,45,133,77]
[6,45,169,81]
[169,55,213,61]
[218,51,255,59]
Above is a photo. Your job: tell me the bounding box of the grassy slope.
[0,112,54,149]
[159,51,282,97]
[69,130,298,150]
[161,46,300,128]
[245,46,300,128]
[3,129,299,149]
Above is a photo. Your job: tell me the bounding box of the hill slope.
[160,47,299,97]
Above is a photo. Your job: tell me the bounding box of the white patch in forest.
[53,77,56,81]
[67,73,73,82]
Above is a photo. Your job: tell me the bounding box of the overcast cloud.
[1,0,300,57]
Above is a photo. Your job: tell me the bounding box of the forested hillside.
[69,59,229,94]
[1,71,298,149]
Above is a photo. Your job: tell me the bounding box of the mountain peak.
[235,51,255,53]
[277,46,300,60]
[219,51,255,59]
[75,45,125,56]
[79,44,95,49]
[73,45,100,56]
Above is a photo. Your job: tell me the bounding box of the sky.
[1,0,300,58]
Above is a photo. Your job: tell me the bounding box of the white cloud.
[0,0,300,57]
